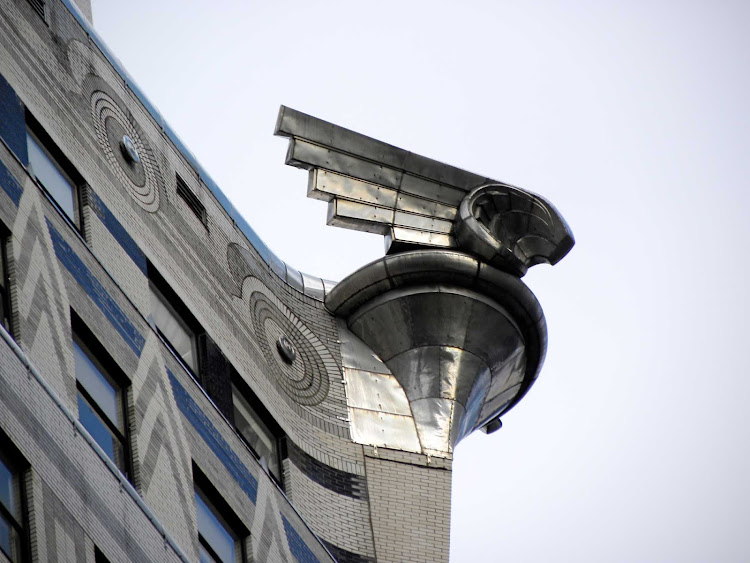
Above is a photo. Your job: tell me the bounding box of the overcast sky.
[94,1,750,560]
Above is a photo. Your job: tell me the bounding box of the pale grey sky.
[94,1,750,560]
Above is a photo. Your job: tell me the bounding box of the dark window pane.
[199,544,219,563]
[0,515,11,558]
[232,385,279,481]
[0,514,22,562]
[0,454,22,562]
[26,132,76,221]
[0,458,13,516]
[150,285,197,372]
[195,489,235,563]
[0,515,9,556]
[73,341,120,428]
[77,394,124,470]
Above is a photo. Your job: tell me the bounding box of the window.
[25,112,83,227]
[94,546,111,563]
[0,229,12,335]
[72,316,130,478]
[176,173,207,227]
[231,376,283,486]
[148,263,200,375]
[0,439,28,563]
[194,467,247,563]
[26,0,46,21]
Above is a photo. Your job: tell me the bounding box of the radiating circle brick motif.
[249,291,330,405]
[90,90,162,212]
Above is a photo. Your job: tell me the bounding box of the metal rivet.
[120,135,140,164]
[276,335,296,364]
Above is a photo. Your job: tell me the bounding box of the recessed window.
[194,467,247,563]
[148,263,200,375]
[176,174,207,227]
[94,546,112,563]
[72,316,130,478]
[25,113,83,228]
[0,439,28,563]
[0,228,13,336]
[26,0,46,21]
[231,377,283,486]
[150,283,198,372]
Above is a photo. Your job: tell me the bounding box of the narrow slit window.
[176,174,207,226]
[26,0,45,21]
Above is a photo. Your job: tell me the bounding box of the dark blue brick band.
[167,370,258,504]
[88,189,147,274]
[0,73,28,167]
[288,441,367,500]
[0,158,22,206]
[46,219,145,356]
[322,540,375,563]
[282,514,322,563]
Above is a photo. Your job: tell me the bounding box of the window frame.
[175,173,207,228]
[193,464,248,563]
[24,112,85,231]
[231,372,285,489]
[0,433,29,563]
[0,225,13,337]
[71,313,132,480]
[148,262,203,379]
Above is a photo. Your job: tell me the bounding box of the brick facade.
[0,0,454,561]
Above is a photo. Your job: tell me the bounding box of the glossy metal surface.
[276,106,574,275]
[120,135,140,163]
[300,272,325,301]
[276,335,296,365]
[345,368,412,416]
[328,250,545,453]
[338,321,422,453]
[347,408,422,452]
[454,183,575,276]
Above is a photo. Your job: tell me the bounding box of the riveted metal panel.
[399,174,465,206]
[395,192,457,220]
[411,398,454,454]
[343,368,411,416]
[348,297,413,362]
[330,199,395,227]
[386,346,441,401]
[388,227,455,248]
[337,320,390,375]
[289,139,403,189]
[313,169,397,208]
[393,211,453,234]
[437,347,487,404]
[348,408,421,453]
